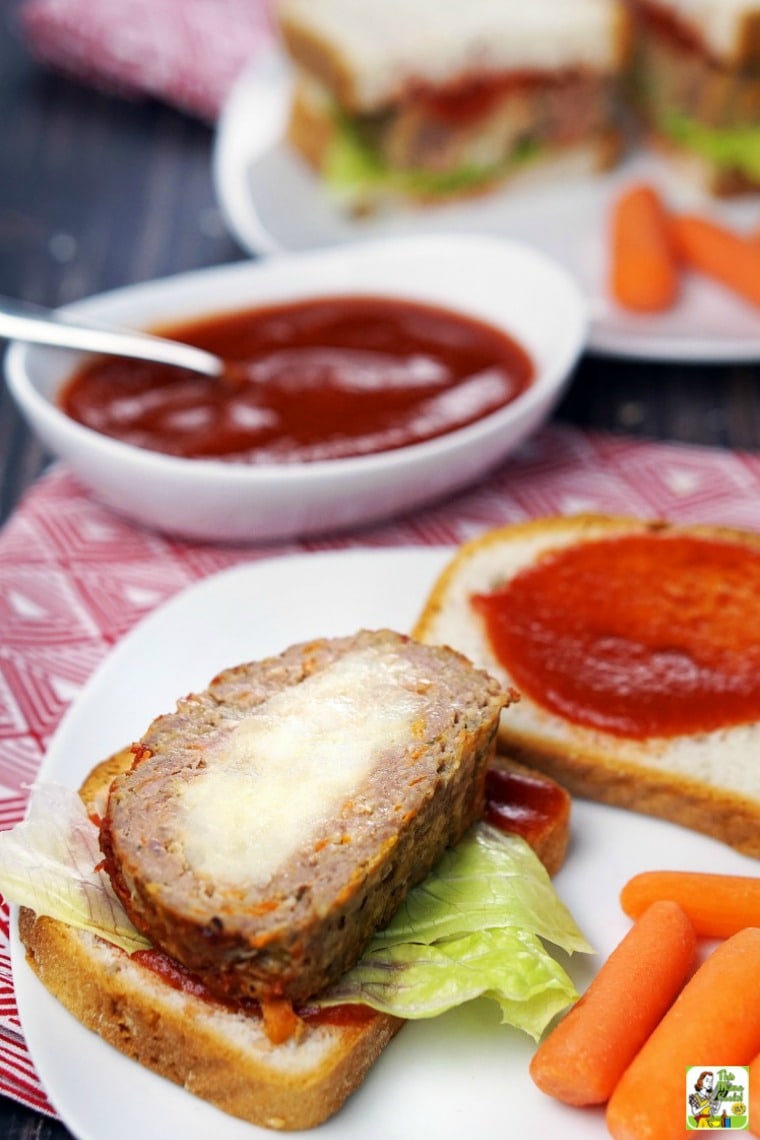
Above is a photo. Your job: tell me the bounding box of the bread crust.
[19,908,402,1131]
[738,9,760,66]
[414,514,760,859]
[287,80,337,170]
[280,17,360,110]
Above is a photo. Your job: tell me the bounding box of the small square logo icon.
[686,1066,749,1130]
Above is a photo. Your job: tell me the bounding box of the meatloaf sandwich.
[628,0,760,194]
[276,0,632,211]
[3,628,591,1130]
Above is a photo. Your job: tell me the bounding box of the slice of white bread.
[277,0,632,114]
[413,514,760,859]
[18,749,404,1133]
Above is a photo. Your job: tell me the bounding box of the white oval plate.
[5,235,585,543]
[213,49,760,363]
[12,547,758,1140]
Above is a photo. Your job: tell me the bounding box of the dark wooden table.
[1,1,759,1135]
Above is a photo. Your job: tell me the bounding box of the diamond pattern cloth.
[4,423,760,1116]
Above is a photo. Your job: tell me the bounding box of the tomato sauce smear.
[472,531,760,738]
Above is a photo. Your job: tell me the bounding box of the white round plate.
[12,547,757,1140]
[213,49,760,363]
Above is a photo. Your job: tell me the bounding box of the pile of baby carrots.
[610,182,760,313]
[530,869,760,1138]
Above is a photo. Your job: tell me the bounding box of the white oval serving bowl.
[5,234,587,543]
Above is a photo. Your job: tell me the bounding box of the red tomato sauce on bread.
[472,531,760,738]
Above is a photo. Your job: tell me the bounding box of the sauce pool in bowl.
[6,234,586,540]
[58,295,534,463]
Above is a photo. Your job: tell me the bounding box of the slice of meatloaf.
[100,629,508,1004]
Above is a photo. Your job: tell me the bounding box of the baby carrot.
[606,927,760,1140]
[669,214,760,309]
[621,870,760,940]
[529,900,697,1106]
[609,183,680,313]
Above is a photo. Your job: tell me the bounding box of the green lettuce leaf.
[319,927,580,1039]
[370,822,591,953]
[318,823,592,1039]
[0,789,590,1039]
[662,112,760,181]
[0,782,149,953]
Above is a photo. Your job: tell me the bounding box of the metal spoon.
[0,294,225,378]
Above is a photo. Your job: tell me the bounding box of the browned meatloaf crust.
[100,629,507,1005]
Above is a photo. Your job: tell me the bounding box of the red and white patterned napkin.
[18,0,276,120]
[3,423,760,1117]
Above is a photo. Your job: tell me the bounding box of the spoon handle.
[0,295,223,377]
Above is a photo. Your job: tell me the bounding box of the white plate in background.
[12,547,758,1140]
[213,49,760,363]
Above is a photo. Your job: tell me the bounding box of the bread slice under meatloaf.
[100,629,508,1005]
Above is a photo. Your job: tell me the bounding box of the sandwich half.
[276,0,632,211]
[6,629,590,1131]
[628,0,760,194]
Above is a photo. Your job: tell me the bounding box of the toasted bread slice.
[414,515,760,858]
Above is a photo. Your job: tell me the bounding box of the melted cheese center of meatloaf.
[177,648,428,886]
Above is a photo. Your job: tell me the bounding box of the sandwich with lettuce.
[0,631,592,1132]
[276,0,631,212]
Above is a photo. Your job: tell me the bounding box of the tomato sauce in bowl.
[58,295,534,464]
